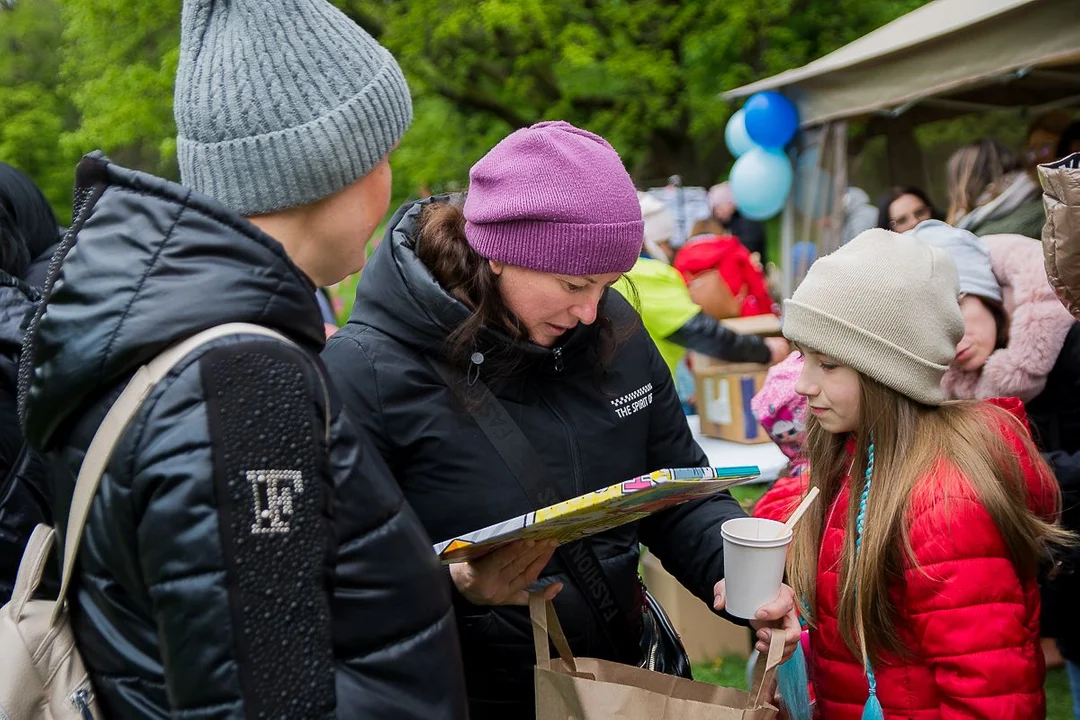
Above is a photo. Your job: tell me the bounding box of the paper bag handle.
[530,591,578,673]
[748,629,786,710]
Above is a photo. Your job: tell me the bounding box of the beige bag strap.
[747,629,786,711]
[51,322,294,625]
[529,591,577,673]
[9,525,57,617]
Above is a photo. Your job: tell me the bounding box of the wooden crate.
[695,363,770,444]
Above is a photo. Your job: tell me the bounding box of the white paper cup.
[721,517,792,620]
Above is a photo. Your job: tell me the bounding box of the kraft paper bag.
[531,592,782,720]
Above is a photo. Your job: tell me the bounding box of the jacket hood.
[349,195,602,370]
[0,163,61,279]
[1040,152,1080,320]
[942,233,1077,402]
[21,153,324,450]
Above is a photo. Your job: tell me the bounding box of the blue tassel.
[776,641,813,720]
[861,688,885,720]
[855,439,885,720]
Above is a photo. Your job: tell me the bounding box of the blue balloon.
[729,147,793,220]
[743,91,799,149]
[724,109,755,158]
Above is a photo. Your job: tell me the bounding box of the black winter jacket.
[19,155,467,719]
[1026,322,1080,661]
[0,273,50,603]
[323,196,748,719]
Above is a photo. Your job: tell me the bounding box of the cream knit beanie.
[637,192,675,262]
[782,229,964,406]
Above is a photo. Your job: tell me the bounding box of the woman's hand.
[713,579,801,662]
[764,336,791,365]
[449,539,563,606]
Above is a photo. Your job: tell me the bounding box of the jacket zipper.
[537,391,583,497]
[552,346,564,373]
[646,612,659,671]
[71,685,95,719]
[542,348,577,492]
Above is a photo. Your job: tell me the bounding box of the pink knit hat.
[463,121,644,275]
[751,353,808,470]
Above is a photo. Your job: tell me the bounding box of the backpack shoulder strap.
[53,323,294,622]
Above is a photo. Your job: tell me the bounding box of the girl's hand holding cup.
[713,579,800,661]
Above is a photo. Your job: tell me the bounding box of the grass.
[692,656,749,689]
[693,656,1074,717]
[729,483,769,512]
[1048,668,1075,719]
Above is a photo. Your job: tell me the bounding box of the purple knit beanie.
[463,121,644,275]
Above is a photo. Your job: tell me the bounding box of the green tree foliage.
[0,0,927,222]
[58,0,181,177]
[0,0,77,220]
[363,0,928,190]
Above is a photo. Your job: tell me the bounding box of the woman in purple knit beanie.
[323,120,799,720]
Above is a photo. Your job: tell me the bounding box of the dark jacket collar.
[22,153,324,450]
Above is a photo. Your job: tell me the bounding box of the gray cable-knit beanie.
[782,228,964,406]
[175,0,412,215]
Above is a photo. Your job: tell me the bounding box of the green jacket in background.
[613,257,699,376]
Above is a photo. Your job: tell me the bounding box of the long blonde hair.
[946,138,1017,223]
[787,375,1070,666]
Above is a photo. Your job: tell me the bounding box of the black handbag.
[641,586,693,678]
[428,359,693,679]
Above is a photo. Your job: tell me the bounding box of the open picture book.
[434,465,761,564]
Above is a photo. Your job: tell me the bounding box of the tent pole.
[781,188,795,298]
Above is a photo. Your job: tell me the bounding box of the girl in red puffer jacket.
[779,229,1071,719]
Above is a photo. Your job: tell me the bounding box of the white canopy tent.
[723,0,1080,295]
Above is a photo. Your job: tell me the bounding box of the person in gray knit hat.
[778,228,1068,719]
[175,0,412,285]
[17,1,467,718]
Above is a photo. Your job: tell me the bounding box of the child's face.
[955,295,998,372]
[794,349,861,434]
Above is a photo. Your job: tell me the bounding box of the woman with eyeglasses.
[876,186,941,233]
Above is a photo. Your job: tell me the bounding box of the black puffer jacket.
[0,162,59,602]
[1025,322,1080,662]
[0,273,50,603]
[323,196,748,719]
[19,155,467,719]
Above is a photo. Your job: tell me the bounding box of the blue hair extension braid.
[855,439,884,720]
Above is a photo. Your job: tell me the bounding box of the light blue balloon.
[729,147,793,220]
[725,109,755,158]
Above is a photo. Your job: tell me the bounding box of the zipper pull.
[71,686,95,719]
[468,351,484,385]
[552,346,564,373]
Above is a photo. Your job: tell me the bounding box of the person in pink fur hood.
[749,352,809,523]
[911,219,1080,693]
